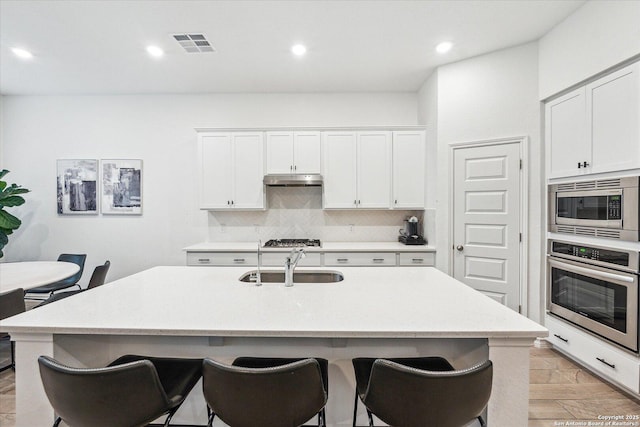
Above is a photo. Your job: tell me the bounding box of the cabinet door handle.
[358,200,361,205]
[578,162,582,169]
[412,258,424,263]
[294,165,297,171]
[233,258,246,263]
[337,258,349,263]
[583,161,589,168]
[373,258,385,263]
[290,165,293,172]
[198,258,211,263]
[394,199,398,204]
[227,200,230,205]
[553,334,568,343]
[354,200,357,206]
[231,200,234,205]
[596,357,615,369]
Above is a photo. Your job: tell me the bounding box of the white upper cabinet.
[546,62,640,179]
[322,131,391,209]
[588,62,640,175]
[546,87,588,179]
[357,131,392,208]
[392,131,425,209]
[265,131,321,174]
[198,132,264,210]
[322,131,358,208]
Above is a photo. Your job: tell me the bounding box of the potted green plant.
[0,169,30,258]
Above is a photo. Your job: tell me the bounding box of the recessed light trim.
[436,41,453,54]
[11,47,33,59]
[291,44,307,56]
[146,45,164,58]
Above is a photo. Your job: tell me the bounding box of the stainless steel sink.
[239,270,344,283]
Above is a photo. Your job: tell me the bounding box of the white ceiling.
[0,0,586,95]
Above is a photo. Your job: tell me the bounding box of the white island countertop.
[2,266,547,427]
[1,266,544,338]
[183,241,436,253]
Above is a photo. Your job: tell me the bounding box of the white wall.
[539,0,640,99]
[419,42,544,321]
[0,93,417,283]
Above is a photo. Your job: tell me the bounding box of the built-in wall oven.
[549,176,639,241]
[548,239,639,352]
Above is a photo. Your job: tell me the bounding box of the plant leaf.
[0,227,14,236]
[7,188,29,195]
[0,231,7,245]
[0,210,21,230]
[0,196,25,207]
[0,170,8,180]
[0,182,6,192]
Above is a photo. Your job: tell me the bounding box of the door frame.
[449,136,529,315]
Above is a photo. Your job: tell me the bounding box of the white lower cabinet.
[261,252,322,267]
[324,252,396,266]
[546,314,640,394]
[187,252,258,266]
[187,250,435,267]
[399,252,435,266]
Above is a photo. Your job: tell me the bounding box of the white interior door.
[453,142,521,312]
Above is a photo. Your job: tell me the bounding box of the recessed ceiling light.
[146,45,164,58]
[436,41,453,54]
[11,47,33,59]
[291,44,307,56]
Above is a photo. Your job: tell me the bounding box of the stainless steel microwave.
[549,177,639,241]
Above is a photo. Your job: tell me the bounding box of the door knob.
[456,245,464,251]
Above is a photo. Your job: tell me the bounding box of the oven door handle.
[557,261,635,283]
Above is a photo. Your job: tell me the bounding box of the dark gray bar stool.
[352,357,492,427]
[203,357,327,427]
[36,260,110,307]
[38,354,203,427]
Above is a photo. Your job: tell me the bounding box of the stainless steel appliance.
[263,239,321,248]
[549,176,639,241]
[547,239,639,352]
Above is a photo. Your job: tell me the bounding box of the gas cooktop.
[263,239,321,248]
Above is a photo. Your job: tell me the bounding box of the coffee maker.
[398,216,427,245]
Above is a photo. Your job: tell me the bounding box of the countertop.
[1,266,546,339]
[183,241,436,252]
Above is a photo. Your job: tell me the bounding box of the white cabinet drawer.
[187,252,258,266]
[324,252,396,266]
[399,252,434,266]
[261,252,322,267]
[546,315,640,394]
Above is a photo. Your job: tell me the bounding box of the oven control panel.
[551,241,632,268]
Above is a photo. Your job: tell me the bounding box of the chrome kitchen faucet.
[284,248,306,287]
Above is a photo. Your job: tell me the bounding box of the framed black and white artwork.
[101,159,142,215]
[56,159,98,215]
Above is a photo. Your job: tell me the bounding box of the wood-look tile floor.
[1,341,639,426]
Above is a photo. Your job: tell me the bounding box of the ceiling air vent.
[172,34,215,53]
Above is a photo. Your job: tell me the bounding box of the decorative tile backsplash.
[208,187,432,243]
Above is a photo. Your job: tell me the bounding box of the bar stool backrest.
[38,355,173,427]
[363,359,493,427]
[203,357,327,427]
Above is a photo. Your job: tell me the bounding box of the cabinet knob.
[294,165,297,171]
[394,199,398,204]
[456,245,464,252]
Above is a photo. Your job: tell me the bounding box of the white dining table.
[0,261,80,293]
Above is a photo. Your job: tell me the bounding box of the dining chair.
[0,288,26,372]
[202,357,327,427]
[25,254,86,299]
[38,354,203,427]
[352,358,493,427]
[36,260,110,307]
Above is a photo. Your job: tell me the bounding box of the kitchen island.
[1,266,547,426]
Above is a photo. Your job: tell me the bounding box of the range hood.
[263,174,323,187]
